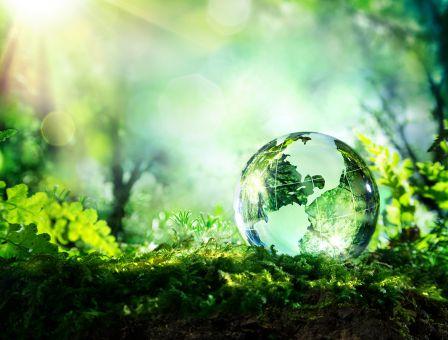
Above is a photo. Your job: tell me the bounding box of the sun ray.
[0,23,20,96]
[4,0,81,28]
[102,0,207,48]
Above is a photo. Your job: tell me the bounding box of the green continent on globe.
[302,184,365,255]
[264,153,325,210]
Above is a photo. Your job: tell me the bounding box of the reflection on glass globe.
[234,132,379,257]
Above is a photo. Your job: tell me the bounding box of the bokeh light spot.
[41,112,75,146]
[207,0,252,34]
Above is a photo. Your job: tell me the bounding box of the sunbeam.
[4,0,81,28]
[103,0,206,48]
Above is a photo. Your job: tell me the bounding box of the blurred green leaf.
[0,129,17,143]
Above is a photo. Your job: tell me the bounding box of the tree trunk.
[108,184,132,237]
[106,115,146,236]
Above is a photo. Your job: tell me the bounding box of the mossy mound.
[1,243,447,339]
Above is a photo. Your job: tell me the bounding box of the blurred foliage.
[126,209,242,254]
[0,127,119,258]
[0,182,120,258]
[359,134,448,249]
[0,102,47,187]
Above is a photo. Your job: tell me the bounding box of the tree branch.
[361,103,408,158]
[125,159,144,191]
[426,71,445,137]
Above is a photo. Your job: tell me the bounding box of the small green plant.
[0,183,120,257]
[359,134,448,249]
[0,129,120,258]
[130,209,241,255]
[168,210,242,245]
[417,161,448,210]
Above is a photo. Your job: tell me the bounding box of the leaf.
[2,185,48,225]
[0,182,120,257]
[6,184,28,201]
[0,129,17,143]
[428,129,448,153]
[2,224,58,259]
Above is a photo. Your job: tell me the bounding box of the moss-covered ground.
[1,243,447,339]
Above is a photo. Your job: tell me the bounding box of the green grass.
[1,242,447,339]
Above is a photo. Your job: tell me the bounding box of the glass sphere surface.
[234,132,379,257]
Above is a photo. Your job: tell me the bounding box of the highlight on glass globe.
[234,132,380,257]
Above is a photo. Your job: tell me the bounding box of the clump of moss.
[1,242,447,339]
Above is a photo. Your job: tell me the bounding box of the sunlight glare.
[5,0,80,27]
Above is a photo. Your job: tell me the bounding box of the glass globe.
[234,132,379,257]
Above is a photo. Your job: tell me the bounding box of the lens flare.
[5,0,80,27]
[41,112,75,146]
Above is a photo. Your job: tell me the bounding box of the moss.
[0,243,447,339]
